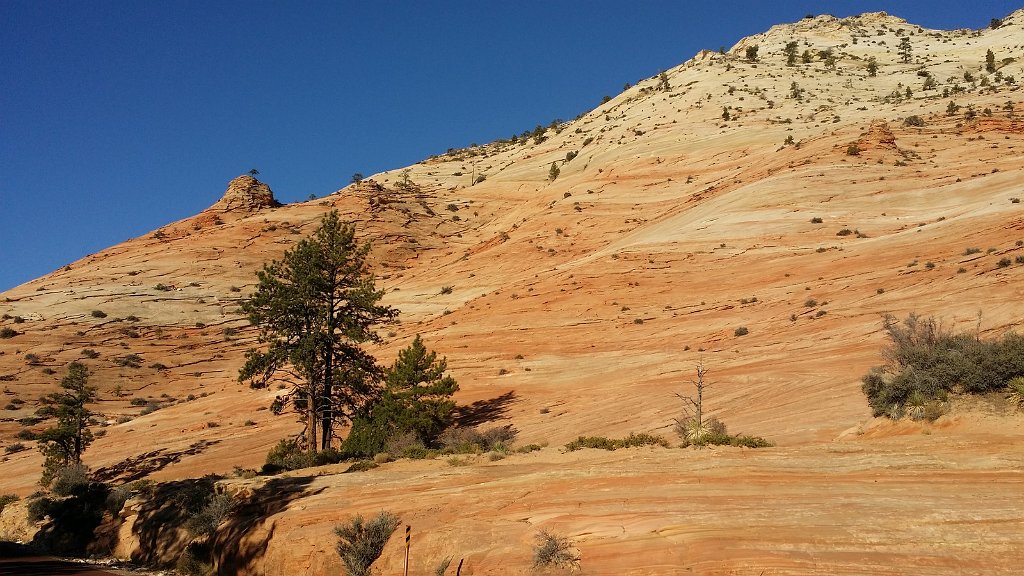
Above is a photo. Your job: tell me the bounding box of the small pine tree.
[548,162,560,181]
[36,362,97,484]
[801,49,812,64]
[867,57,878,77]
[346,336,459,455]
[745,45,759,62]
[898,37,912,64]
[722,107,731,121]
[657,71,670,91]
[986,49,996,73]
[784,41,799,66]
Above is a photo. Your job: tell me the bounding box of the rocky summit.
[2,10,1024,575]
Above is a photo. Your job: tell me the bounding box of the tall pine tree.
[37,362,97,483]
[240,211,396,453]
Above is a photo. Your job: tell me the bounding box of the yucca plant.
[1006,377,1024,410]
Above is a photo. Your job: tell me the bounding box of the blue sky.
[2,1,1020,291]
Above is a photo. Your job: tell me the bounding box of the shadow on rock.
[212,475,324,574]
[455,390,517,427]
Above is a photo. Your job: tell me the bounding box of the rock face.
[1,9,1024,575]
[211,175,281,212]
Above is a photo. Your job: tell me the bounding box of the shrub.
[804,298,818,307]
[51,464,91,496]
[964,247,981,255]
[847,143,861,156]
[810,217,823,224]
[344,460,379,473]
[334,511,401,576]
[533,530,580,569]
[564,433,668,452]
[264,438,314,472]
[997,258,1011,268]
[439,285,454,295]
[674,415,728,444]
[903,115,925,127]
[734,326,749,336]
[116,354,143,368]
[82,349,99,359]
[0,494,19,513]
[5,442,27,454]
[184,493,233,537]
[90,310,107,318]
[1007,376,1024,410]
[836,228,853,236]
[129,397,148,406]
[0,327,17,339]
[861,314,1024,418]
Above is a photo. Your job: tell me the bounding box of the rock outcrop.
[211,175,281,213]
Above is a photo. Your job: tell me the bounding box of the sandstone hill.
[2,11,1024,575]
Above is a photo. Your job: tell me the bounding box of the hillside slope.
[2,10,1024,574]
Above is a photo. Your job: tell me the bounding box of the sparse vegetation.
[861,314,1024,419]
[531,531,580,572]
[564,432,668,452]
[334,511,401,576]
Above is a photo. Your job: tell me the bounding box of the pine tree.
[240,210,397,453]
[867,57,878,77]
[344,335,459,455]
[898,37,912,64]
[36,362,96,483]
[784,41,799,66]
[548,162,560,181]
[986,49,996,73]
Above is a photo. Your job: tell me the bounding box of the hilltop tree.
[240,210,397,453]
[344,335,459,455]
[36,362,97,484]
[249,168,260,177]
[898,37,912,63]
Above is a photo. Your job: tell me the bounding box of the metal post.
[404,525,411,576]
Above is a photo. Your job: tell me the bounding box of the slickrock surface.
[2,10,1023,574]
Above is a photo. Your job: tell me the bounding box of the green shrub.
[335,511,401,576]
[1007,376,1024,409]
[90,310,107,318]
[264,438,314,472]
[810,217,823,223]
[734,326,749,336]
[82,349,99,359]
[861,314,1024,418]
[997,258,1012,268]
[564,433,668,452]
[0,327,17,339]
[903,115,925,127]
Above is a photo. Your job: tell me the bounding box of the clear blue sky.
[2,1,1019,291]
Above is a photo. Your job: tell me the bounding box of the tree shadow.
[212,475,324,574]
[116,473,322,571]
[91,440,220,484]
[454,390,517,427]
